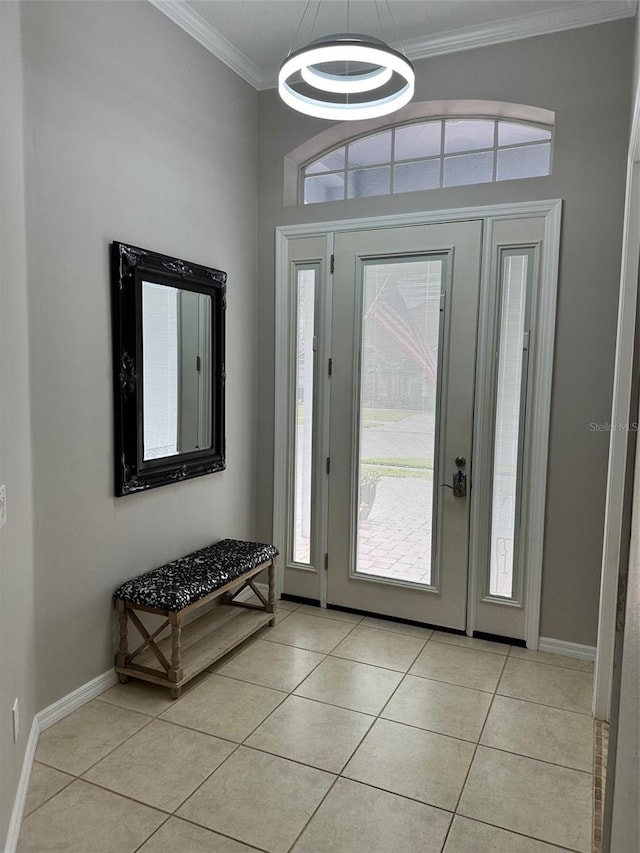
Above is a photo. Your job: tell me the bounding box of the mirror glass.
[142,281,212,461]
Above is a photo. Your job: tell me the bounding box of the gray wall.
[256,20,634,646]
[0,3,38,845]
[20,0,259,713]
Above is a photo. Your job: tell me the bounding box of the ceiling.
[151,0,636,90]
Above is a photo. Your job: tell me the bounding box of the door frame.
[594,86,640,723]
[274,198,562,648]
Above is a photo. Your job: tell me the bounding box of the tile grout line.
[283,631,434,853]
[506,644,594,673]
[450,813,581,853]
[150,639,593,851]
[284,774,342,853]
[269,628,432,850]
[132,814,173,853]
[289,634,433,851]
[21,612,595,852]
[446,649,510,836]
[20,764,75,820]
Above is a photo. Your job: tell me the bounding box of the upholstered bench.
[113,539,278,698]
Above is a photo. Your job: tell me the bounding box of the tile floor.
[19,600,595,853]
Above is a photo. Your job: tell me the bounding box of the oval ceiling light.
[279,34,415,121]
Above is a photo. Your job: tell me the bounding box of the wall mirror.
[111,242,226,496]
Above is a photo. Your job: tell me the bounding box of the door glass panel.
[356,257,445,586]
[489,251,532,598]
[292,265,317,566]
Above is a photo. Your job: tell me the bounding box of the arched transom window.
[302,118,552,204]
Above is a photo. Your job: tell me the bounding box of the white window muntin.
[302,117,553,203]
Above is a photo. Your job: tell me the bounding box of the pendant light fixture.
[278,2,415,121]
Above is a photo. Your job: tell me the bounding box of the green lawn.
[362,456,433,470]
[367,466,433,480]
[361,408,417,427]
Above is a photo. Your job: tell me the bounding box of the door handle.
[439,456,467,497]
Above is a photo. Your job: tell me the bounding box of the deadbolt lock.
[453,470,467,498]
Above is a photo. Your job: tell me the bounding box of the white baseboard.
[4,716,39,853]
[6,583,274,851]
[538,636,597,661]
[38,669,118,732]
[5,669,117,853]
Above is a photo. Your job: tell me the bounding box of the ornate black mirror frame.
[111,241,226,496]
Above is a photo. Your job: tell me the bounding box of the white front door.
[277,206,556,643]
[327,222,482,628]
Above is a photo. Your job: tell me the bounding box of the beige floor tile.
[331,625,427,671]
[381,674,492,742]
[24,763,74,816]
[83,718,235,812]
[216,639,324,692]
[294,655,403,715]
[257,608,293,630]
[498,658,593,714]
[296,604,363,624]
[431,631,510,656]
[443,816,570,852]
[137,817,256,852]
[360,615,433,640]
[263,612,355,653]
[481,695,594,771]
[508,646,594,672]
[160,673,286,741]
[177,746,334,853]
[35,700,150,775]
[17,780,165,853]
[458,746,593,852]
[97,680,178,717]
[245,694,374,772]
[293,777,452,853]
[410,642,505,692]
[343,718,474,811]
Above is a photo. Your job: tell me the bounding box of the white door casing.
[273,199,561,645]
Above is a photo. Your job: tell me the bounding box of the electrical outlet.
[0,484,6,529]
[12,698,19,744]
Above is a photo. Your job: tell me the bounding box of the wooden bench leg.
[116,600,130,681]
[268,558,277,626]
[168,611,184,691]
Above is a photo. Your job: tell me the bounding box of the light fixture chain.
[288,0,313,56]
[309,0,322,41]
[384,0,406,54]
[374,0,386,42]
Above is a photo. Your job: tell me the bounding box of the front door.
[327,222,482,628]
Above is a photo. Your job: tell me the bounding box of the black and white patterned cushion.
[113,539,278,611]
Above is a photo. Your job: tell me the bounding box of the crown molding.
[149,0,265,89]
[151,0,637,92]
[398,0,637,62]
